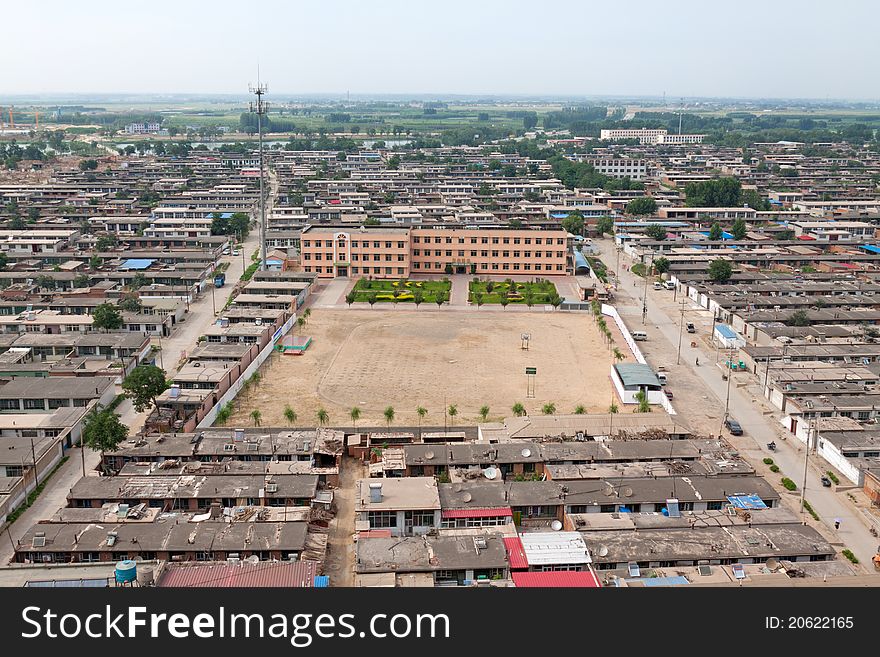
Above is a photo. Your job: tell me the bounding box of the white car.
[232,249,241,256]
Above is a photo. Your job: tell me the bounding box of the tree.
[561,213,584,236]
[413,290,424,308]
[613,347,625,363]
[708,258,733,283]
[316,408,329,426]
[685,177,741,207]
[444,263,453,275]
[129,273,147,291]
[512,402,526,417]
[573,405,586,414]
[522,112,538,130]
[447,404,458,425]
[81,408,128,462]
[634,390,651,413]
[250,409,262,427]
[644,224,667,241]
[96,235,117,251]
[35,275,55,291]
[777,229,796,241]
[387,155,401,170]
[416,406,427,438]
[92,303,123,331]
[122,365,169,414]
[608,401,619,436]
[283,405,297,426]
[479,405,490,422]
[500,297,510,310]
[596,216,615,236]
[473,291,484,308]
[626,197,658,216]
[366,292,378,308]
[542,402,557,415]
[708,223,723,241]
[345,292,355,307]
[79,159,98,171]
[731,218,748,240]
[435,292,446,309]
[653,257,670,275]
[89,255,102,270]
[787,309,811,327]
[297,317,306,333]
[383,406,395,427]
[73,274,90,288]
[349,407,361,428]
[118,296,141,313]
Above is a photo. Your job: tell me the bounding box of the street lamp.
[721,348,735,435]
[641,253,653,325]
[762,342,789,397]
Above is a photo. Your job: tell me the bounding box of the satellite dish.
[623,487,634,498]
[766,557,779,570]
[246,555,260,564]
[424,450,435,460]
[521,448,531,458]
[452,483,462,493]
[550,520,563,531]
[603,483,615,497]
[483,467,498,480]
[598,546,609,557]
[461,492,473,503]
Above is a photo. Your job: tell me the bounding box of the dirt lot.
[226,309,616,427]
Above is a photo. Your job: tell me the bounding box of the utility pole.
[81,438,86,477]
[721,348,734,435]
[800,418,815,524]
[249,77,268,272]
[641,254,653,325]
[30,437,39,488]
[762,343,788,397]
[676,299,686,365]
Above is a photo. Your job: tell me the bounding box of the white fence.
[601,303,676,416]
[196,313,297,429]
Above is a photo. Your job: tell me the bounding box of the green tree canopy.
[709,223,723,241]
[626,197,658,216]
[653,257,670,274]
[82,408,128,458]
[708,258,733,282]
[731,218,748,240]
[92,303,123,331]
[644,224,667,241]
[684,177,742,207]
[122,365,169,414]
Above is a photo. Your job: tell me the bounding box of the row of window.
[414,236,564,245]
[367,511,436,527]
[304,253,406,262]
[414,250,564,259]
[0,398,90,410]
[413,262,565,272]
[303,240,406,249]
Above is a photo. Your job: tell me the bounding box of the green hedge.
[781,477,797,491]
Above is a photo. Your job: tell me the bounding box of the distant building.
[124,122,162,135]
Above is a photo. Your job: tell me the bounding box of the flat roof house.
[355,477,441,537]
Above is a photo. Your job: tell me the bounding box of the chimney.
[369,482,383,504]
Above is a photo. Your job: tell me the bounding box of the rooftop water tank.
[115,559,137,584]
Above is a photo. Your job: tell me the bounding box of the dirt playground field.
[225,309,617,427]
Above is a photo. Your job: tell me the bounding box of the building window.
[368,511,397,528]
[406,511,436,526]
[24,399,46,410]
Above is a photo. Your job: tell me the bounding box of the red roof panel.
[504,536,529,570]
[158,561,319,588]
[358,529,393,538]
[441,506,513,519]
[512,570,601,588]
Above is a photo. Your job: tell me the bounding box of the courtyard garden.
[348,278,451,304]
[468,278,562,306]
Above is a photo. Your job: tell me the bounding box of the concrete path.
[450,275,470,306]
[312,278,353,308]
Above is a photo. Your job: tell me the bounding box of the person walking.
[834,519,841,530]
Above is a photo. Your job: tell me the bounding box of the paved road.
[603,237,878,568]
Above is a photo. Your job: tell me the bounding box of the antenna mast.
[249,75,269,271]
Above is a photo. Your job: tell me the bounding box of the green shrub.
[802,500,819,521]
[826,471,840,484]
[781,477,797,491]
[841,549,859,564]
[769,464,780,473]
[763,457,774,465]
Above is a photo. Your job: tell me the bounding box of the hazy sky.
[1,0,876,99]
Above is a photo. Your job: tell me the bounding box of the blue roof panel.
[120,258,154,270]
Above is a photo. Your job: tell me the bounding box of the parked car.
[724,417,744,435]
[686,322,696,333]
[663,281,675,290]
[664,389,674,400]
[232,249,241,256]
[653,281,662,290]
[821,476,832,487]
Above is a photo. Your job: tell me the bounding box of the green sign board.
[525,367,537,375]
